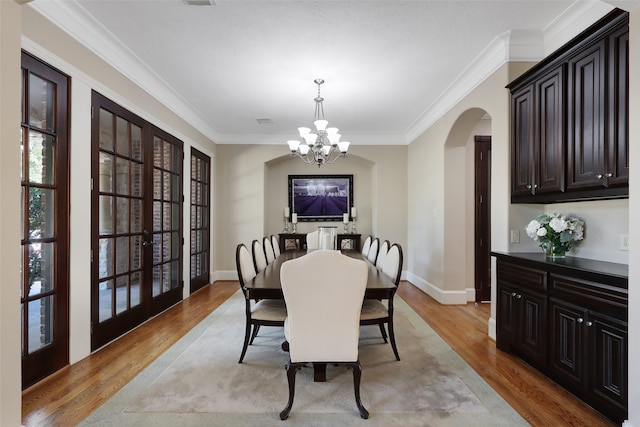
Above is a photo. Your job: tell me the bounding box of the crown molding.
[27,0,221,144]
[404,0,615,144]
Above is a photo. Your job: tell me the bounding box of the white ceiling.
[29,1,629,145]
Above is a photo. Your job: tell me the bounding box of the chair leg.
[239,320,252,363]
[280,361,302,420]
[249,324,260,344]
[388,319,400,361]
[347,361,369,419]
[377,323,388,343]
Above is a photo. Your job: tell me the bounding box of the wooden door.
[20,52,70,388]
[606,27,629,188]
[91,92,183,350]
[190,148,211,293]
[474,136,490,302]
[510,84,535,197]
[515,288,547,369]
[534,65,565,195]
[548,298,588,393]
[567,40,606,190]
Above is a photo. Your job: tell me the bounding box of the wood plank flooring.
[22,280,615,426]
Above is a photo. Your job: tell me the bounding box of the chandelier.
[287,78,350,167]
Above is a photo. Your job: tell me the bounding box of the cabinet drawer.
[549,273,627,318]
[496,261,547,292]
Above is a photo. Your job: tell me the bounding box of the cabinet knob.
[511,292,517,297]
[577,317,584,323]
[526,184,532,189]
[606,173,613,178]
[596,174,603,179]
[586,321,593,327]
[533,184,538,188]
[516,294,522,299]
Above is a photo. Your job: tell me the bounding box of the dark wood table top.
[245,249,396,300]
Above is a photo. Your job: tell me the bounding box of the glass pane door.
[91,92,183,350]
[20,52,70,388]
[190,148,210,293]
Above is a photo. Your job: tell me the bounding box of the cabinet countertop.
[491,251,628,282]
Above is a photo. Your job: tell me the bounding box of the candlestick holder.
[283,217,289,233]
[351,218,357,234]
[292,222,297,233]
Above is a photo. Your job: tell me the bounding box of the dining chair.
[375,240,390,270]
[366,237,379,264]
[361,235,372,257]
[279,250,369,420]
[252,239,268,273]
[264,236,276,264]
[306,230,319,250]
[271,234,281,257]
[360,243,403,361]
[236,243,287,363]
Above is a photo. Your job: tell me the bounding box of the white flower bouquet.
[525,212,584,257]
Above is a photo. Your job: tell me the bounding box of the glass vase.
[545,244,567,259]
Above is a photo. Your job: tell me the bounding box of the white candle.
[351,207,356,218]
[292,213,297,224]
[284,207,290,217]
[343,213,349,224]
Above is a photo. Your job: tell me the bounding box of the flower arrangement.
[525,212,585,258]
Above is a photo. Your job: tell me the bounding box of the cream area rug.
[79,291,528,427]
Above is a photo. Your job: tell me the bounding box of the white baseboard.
[488,317,496,340]
[405,272,467,305]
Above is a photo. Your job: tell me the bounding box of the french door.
[190,148,210,293]
[91,92,183,350]
[20,52,70,388]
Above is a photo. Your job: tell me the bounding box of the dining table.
[244,248,397,382]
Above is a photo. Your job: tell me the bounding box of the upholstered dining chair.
[279,250,369,420]
[264,236,276,264]
[366,237,379,264]
[361,235,372,257]
[306,230,319,250]
[360,243,403,361]
[236,243,287,363]
[252,239,268,273]
[375,240,390,271]
[271,234,281,257]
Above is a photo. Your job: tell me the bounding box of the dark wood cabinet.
[508,9,629,203]
[493,252,628,424]
[496,261,548,369]
[511,66,565,198]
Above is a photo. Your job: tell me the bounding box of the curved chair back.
[366,238,379,264]
[306,230,320,250]
[382,243,403,286]
[281,250,368,363]
[264,236,276,264]
[252,239,268,273]
[236,244,256,288]
[376,240,390,270]
[271,235,281,257]
[361,235,372,257]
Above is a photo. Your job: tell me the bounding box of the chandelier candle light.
[287,79,350,167]
[525,212,585,258]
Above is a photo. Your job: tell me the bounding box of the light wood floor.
[22,281,615,426]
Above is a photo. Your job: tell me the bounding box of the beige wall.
[214,144,408,274]
[0,3,23,426]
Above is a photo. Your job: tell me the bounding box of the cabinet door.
[496,281,518,351]
[589,310,628,420]
[535,65,565,195]
[549,298,589,393]
[567,40,606,190]
[606,27,629,187]
[511,84,535,197]
[515,288,547,368]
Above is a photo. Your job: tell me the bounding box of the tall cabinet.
[508,9,629,203]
